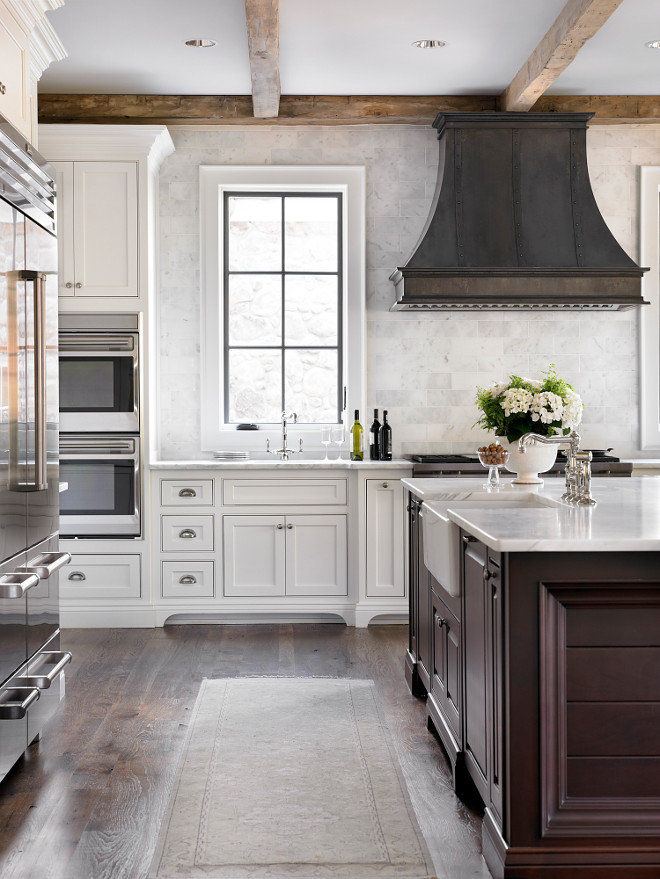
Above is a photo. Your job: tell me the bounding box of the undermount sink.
[421,492,556,598]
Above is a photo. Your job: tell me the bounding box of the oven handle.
[58,334,136,352]
[21,551,71,579]
[0,688,40,720]
[0,572,40,599]
[15,651,72,690]
[59,438,136,455]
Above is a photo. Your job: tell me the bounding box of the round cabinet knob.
[65,282,73,289]
[75,282,83,289]
[178,488,197,498]
[483,569,492,581]
[437,617,446,628]
[276,523,284,530]
[0,83,6,95]
[382,482,389,488]
[179,575,197,585]
[68,571,86,581]
[287,523,293,529]
[179,529,197,539]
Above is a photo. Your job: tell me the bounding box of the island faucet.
[518,429,595,505]
[266,411,304,461]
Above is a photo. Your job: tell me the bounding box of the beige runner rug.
[149,678,436,879]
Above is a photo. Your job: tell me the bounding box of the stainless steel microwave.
[58,313,139,434]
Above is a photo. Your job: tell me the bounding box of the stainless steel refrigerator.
[0,115,71,782]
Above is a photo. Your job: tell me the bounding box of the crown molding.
[38,123,175,169]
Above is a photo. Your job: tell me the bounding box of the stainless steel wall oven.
[59,435,140,537]
[58,313,139,434]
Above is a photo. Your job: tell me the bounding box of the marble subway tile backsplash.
[157,124,660,460]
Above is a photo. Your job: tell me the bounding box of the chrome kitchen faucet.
[266,411,304,461]
[518,430,596,505]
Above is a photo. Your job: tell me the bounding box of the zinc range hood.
[390,112,648,311]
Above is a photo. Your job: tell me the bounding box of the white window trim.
[640,166,660,451]
[199,165,366,453]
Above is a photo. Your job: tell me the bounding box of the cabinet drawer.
[160,479,214,506]
[223,479,347,506]
[60,554,141,599]
[161,561,214,598]
[161,516,214,552]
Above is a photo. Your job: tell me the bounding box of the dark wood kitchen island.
[403,476,660,879]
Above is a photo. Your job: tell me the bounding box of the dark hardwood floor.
[0,624,491,879]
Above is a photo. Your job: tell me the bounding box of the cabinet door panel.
[52,163,75,297]
[73,162,138,297]
[285,515,347,596]
[464,541,489,786]
[223,516,285,597]
[366,480,405,598]
[0,12,28,138]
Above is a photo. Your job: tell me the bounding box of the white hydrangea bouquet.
[474,364,583,444]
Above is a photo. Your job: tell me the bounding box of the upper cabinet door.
[54,161,139,298]
[52,163,75,298]
[0,8,30,141]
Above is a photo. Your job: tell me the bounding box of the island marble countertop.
[401,475,660,552]
[151,458,412,470]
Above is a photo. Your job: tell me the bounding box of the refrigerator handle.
[31,270,47,490]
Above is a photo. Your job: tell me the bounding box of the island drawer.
[160,479,214,506]
[161,516,215,552]
[161,561,214,598]
[222,479,347,506]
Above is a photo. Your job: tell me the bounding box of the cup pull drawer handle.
[179,529,197,539]
[15,652,72,689]
[179,575,197,585]
[0,688,40,720]
[68,571,86,582]
[178,488,197,498]
[22,551,72,579]
[0,573,40,598]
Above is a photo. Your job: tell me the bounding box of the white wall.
[157,123,660,460]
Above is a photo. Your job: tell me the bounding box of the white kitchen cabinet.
[53,161,139,298]
[0,7,29,139]
[223,514,347,598]
[365,478,406,598]
[161,561,214,599]
[60,554,141,600]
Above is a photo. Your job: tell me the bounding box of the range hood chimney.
[390,112,648,311]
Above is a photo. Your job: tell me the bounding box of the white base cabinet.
[223,514,347,598]
[151,466,410,627]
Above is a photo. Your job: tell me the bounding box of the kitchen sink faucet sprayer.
[266,412,304,461]
[518,430,596,505]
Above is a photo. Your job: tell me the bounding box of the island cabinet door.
[430,584,462,746]
[416,505,432,693]
[223,516,286,597]
[462,532,504,826]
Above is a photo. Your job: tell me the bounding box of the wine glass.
[476,443,510,490]
[321,426,332,460]
[331,424,345,459]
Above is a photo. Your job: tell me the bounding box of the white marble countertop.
[151,458,412,471]
[401,475,660,552]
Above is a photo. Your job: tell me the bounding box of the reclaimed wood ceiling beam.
[36,93,660,126]
[501,0,626,112]
[245,0,280,118]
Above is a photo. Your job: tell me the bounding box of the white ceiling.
[38,0,660,97]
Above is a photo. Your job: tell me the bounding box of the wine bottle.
[369,409,381,460]
[379,410,392,460]
[350,409,364,461]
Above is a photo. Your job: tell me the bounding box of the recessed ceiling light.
[645,40,660,49]
[185,38,217,48]
[412,39,446,49]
